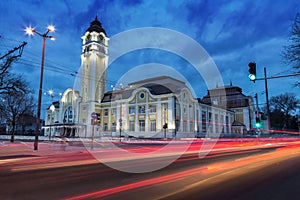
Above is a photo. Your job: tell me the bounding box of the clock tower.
[80,16,108,103]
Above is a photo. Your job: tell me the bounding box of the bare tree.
[0,56,28,94]
[283,13,300,86]
[0,79,35,142]
[270,93,300,129]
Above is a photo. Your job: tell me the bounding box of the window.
[64,106,73,123]
[190,122,194,132]
[225,116,229,133]
[130,121,135,131]
[202,111,207,132]
[139,120,145,131]
[139,92,145,99]
[104,123,108,131]
[112,123,116,132]
[149,105,156,113]
[208,112,212,122]
[139,106,145,114]
[129,106,135,114]
[111,108,117,116]
[104,109,109,116]
[150,120,156,131]
[215,113,219,133]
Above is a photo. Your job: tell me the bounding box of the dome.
[86,16,107,35]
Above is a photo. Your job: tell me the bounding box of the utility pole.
[248,62,300,131]
[254,93,259,120]
[264,67,271,131]
[0,41,27,60]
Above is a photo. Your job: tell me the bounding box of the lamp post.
[49,104,55,140]
[26,25,55,150]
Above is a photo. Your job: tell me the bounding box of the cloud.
[0,0,299,117]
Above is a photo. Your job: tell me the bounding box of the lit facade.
[202,83,255,134]
[44,17,236,138]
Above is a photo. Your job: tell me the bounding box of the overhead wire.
[1,35,124,90]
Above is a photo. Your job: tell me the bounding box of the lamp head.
[47,25,55,32]
[25,27,35,35]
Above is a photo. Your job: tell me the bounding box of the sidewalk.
[0,140,85,158]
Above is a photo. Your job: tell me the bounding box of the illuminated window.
[64,106,73,123]
[129,107,135,114]
[139,106,145,114]
[149,105,156,113]
[150,120,156,131]
[104,109,109,116]
[139,120,145,131]
[111,108,117,116]
[130,121,135,131]
[112,123,116,132]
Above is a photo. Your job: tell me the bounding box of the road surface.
[1,138,300,199]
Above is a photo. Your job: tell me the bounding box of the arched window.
[64,106,73,123]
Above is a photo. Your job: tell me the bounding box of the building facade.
[44,17,239,138]
[202,83,255,134]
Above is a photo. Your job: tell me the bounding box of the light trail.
[2,139,297,172]
[64,142,300,200]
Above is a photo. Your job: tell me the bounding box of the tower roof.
[86,16,106,35]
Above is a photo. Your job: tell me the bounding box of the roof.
[202,84,251,108]
[101,83,174,103]
[128,76,186,94]
[46,101,60,110]
[101,89,134,103]
[129,76,185,86]
[86,16,106,35]
[142,83,172,95]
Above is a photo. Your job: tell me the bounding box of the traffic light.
[248,62,256,82]
[255,117,261,128]
[96,113,101,125]
[163,123,168,129]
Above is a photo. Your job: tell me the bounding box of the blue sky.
[0,0,299,114]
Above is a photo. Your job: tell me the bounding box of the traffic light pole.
[254,69,300,131]
[264,67,271,131]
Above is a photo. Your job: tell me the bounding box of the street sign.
[91,112,97,119]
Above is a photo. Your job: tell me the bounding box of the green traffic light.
[248,74,256,81]
[255,122,261,128]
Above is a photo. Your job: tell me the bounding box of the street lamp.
[44,89,62,101]
[49,104,55,140]
[25,25,55,150]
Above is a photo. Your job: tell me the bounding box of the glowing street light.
[44,89,62,101]
[25,25,55,150]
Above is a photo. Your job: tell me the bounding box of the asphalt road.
[159,154,300,200]
[1,140,300,200]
